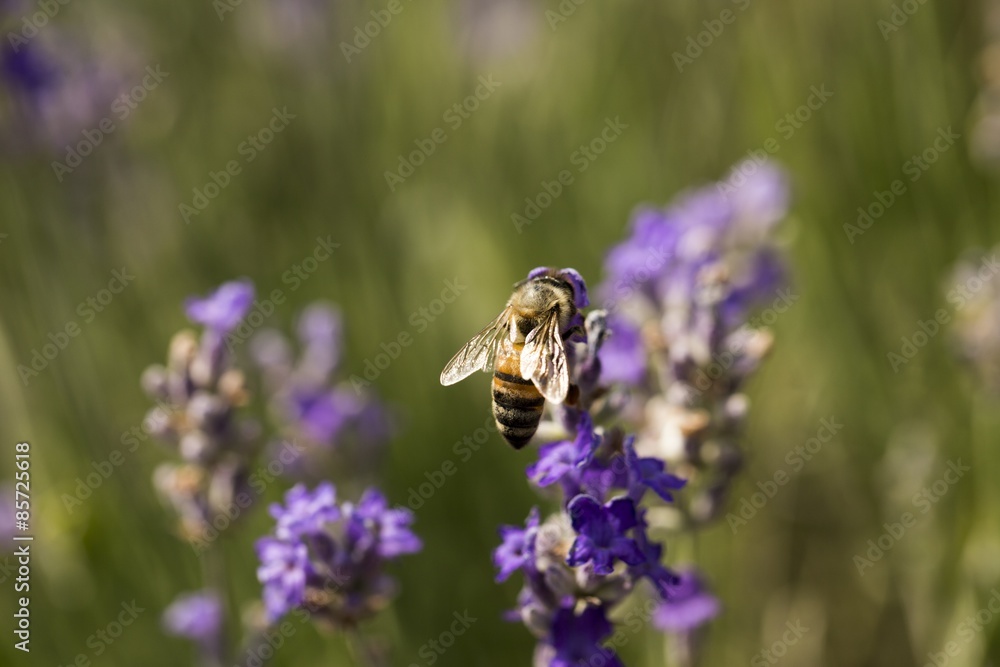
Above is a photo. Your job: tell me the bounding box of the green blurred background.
[1,0,999,665]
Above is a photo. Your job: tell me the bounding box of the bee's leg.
[561,325,584,340]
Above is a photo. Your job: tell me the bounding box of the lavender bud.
[542,562,577,599]
[522,599,554,639]
[217,369,248,406]
[187,392,228,432]
[144,406,176,441]
[168,331,198,370]
[140,365,169,399]
[179,432,213,462]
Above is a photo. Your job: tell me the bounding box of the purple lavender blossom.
[346,488,422,559]
[547,606,623,667]
[256,537,312,620]
[184,280,255,335]
[527,441,581,492]
[256,482,420,624]
[494,507,540,582]
[596,316,647,386]
[653,569,720,633]
[628,514,678,596]
[525,412,624,502]
[270,482,339,540]
[624,436,686,503]
[162,590,223,646]
[566,496,643,575]
[526,444,616,503]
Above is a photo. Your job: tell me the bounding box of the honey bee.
[440,268,583,449]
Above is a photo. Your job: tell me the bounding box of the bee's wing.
[439,308,511,386]
[520,310,569,404]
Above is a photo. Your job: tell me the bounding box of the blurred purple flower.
[185,280,255,334]
[162,590,223,646]
[296,303,342,378]
[256,537,311,621]
[1,31,135,151]
[600,161,789,330]
[345,488,422,559]
[251,301,392,460]
[597,316,647,386]
[720,247,786,326]
[288,389,349,444]
[604,208,677,285]
[653,569,720,633]
[1,41,57,98]
[724,160,790,232]
[270,482,339,540]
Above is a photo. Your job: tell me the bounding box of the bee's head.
[517,267,589,309]
[510,267,588,338]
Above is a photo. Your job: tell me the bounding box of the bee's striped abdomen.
[492,342,544,449]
